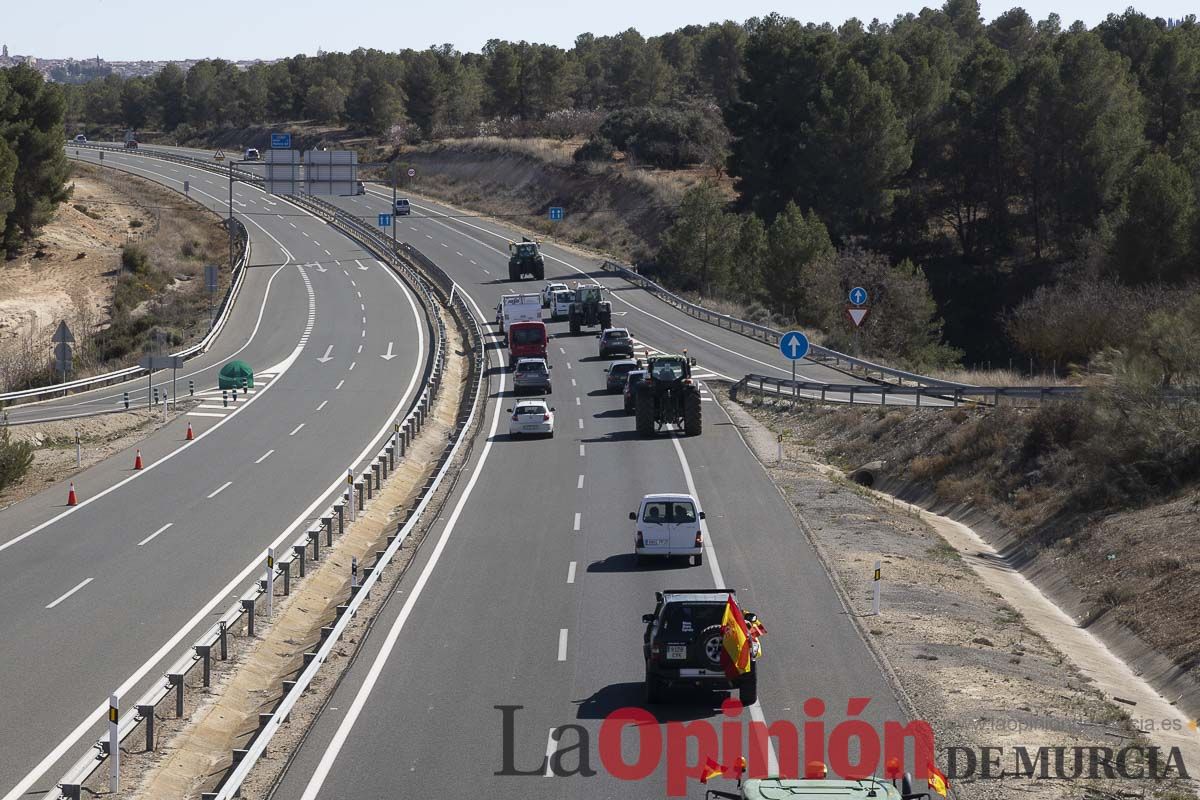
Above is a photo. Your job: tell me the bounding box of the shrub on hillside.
[0,427,34,491]
[597,105,728,169]
[573,135,614,163]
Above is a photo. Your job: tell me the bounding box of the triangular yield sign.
[847,307,870,327]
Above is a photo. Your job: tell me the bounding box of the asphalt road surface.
[262,186,922,798]
[0,147,431,799]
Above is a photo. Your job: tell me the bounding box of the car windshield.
[652,359,685,380]
[659,603,725,634]
[516,361,545,373]
[605,330,629,340]
[511,328,544,345]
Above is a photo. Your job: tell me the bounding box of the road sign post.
[266,548,275,617]
[778,330,810,385]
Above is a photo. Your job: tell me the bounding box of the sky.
[3,0,1190,61]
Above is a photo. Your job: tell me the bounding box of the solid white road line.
[137,523,173,547]
[207,481,233,499]
[670,435,779,772]
[573,512,581,531]
[567,562,576,584]
[577,474,584,489]
[557,628,569,661]
[316,400,328,411]
[255,450,275,464]
[297,289,502,800]
[289,423,305,436]
[45,578,93,610]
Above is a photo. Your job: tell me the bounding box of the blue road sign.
[779,331,810,361]
[549,206,564,221]
[270,133,292,149]
[849,286,868,306]
[378,213,392,227]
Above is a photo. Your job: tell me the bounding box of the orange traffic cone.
[134,449,143,470]
[67,482,78,506]
[186,422,194,441]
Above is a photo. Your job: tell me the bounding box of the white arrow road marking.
[355,259,369,271]
[380,342,398,361]
[316,345,334,363]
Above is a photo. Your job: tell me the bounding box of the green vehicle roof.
[741,777,903,799]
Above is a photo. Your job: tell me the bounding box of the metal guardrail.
[732,373,1086,407]
[0,148,252,408]
[598,260,978,389]
[50,172,486,800]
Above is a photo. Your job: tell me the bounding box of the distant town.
[0,44,276,82]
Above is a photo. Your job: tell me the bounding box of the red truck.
[507,320,548,367]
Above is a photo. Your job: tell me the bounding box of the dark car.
[513,357,552,395]
[643,590,760,705]
[598,327,635,358]
[605,359,641,393]
[623,369,647,413]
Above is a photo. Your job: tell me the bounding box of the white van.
[631,493,705,566]
[495,293,542,335]
[550,289,575,321]
[244,148,261,161]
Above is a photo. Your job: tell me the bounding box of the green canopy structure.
[218,360,254,390]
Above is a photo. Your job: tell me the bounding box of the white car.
[244,148,261,161]
[508,399,555,438]
[550,289,575,321]
[73,134,88,143]
[631,493,705,566]
[541,282,568,308]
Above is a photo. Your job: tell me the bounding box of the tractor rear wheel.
[600,309,612,330]
[635,389,656,437]
[508,264,519,282]
[569,311,581,335]
[683,389,702,436]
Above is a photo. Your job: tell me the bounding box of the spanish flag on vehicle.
[927,762,949,797]
[720,595,752,680]
[699,756,725,784]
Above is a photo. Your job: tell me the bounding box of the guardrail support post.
[188,380,194,397]
[282,558,291,595]
[241,598,255,638]
[139,703,156,751]
[849,386,856,404]
[386,444,395,471]
[309,529,319,561]
[954,389,962,407]
[336,503,345,535]
[820,386,827,403]
[169,673,184,718]
[60,785,81,800]
[880,387,887,406]
[124,391,130,409]
[372,461,381,489]
[196,644,211,687]
[219,620,228,660]
[916,391,921,408]
[357,480,366,507]
[293,543,306,578]
[323,515,333,546]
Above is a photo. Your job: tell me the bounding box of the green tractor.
[568,283,612,334]
[635,353,702,437]
[507,238,545,281]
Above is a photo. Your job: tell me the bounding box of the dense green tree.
[305,77,347,123]
[0,66,71,254]
[731,213,767,302]
[764,202,836,322]
[1111,152,1196,284]
[658,181,737,294]
[153,64,187,129]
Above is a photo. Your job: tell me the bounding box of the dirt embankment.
[719,395,1198,799]
[0,161,229,391]
[736,397,1200,724]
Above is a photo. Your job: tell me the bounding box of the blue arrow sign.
[549,206,564,221]
[378,213,392,227]
[849,286,868,306]
[779,331,810,361]
[270,132,291,149]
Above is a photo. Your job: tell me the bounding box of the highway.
[262,185,919,797]
[0,148,432,799]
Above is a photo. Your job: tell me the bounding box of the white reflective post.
[872,561,881,616]
[266,547,275,617]
[109,693,120,792]
[347,468,355,521]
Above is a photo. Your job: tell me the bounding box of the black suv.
[642,589,759,705]
[598,328,635,358]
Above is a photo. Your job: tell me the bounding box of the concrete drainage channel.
[50,181,486,798]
